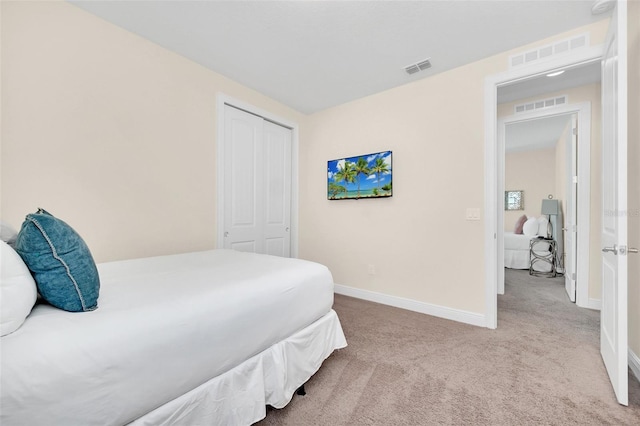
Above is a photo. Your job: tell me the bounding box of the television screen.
[327,151,392,200]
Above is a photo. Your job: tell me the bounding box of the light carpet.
[257,269,640,425]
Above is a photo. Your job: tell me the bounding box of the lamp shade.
[541,199,559,215]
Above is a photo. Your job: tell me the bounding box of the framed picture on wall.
[505,190,524,210]
[327,151,392,200]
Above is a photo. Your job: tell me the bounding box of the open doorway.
[503,113,573,275]
[495,62,600,311]
[485,4,629,405]
[483,47,604,330]
[500,113,578,298]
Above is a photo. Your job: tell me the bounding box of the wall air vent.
[509,33,589,69]
[404,58,431,75]
[514,95,568,114]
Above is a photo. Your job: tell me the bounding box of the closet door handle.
[602,245,618,255]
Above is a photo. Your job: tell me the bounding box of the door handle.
[603,246,639,255]
[224,232,229,237]
[618,246,638,255]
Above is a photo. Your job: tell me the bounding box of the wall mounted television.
[327,150,392,200]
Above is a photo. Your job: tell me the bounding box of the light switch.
[466,208,481,221]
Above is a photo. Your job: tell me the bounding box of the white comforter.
[1,250,336,425]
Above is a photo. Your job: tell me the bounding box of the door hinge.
[572,272,576,281]
[572,128,577,135]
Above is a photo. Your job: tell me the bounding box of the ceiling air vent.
[515,95,568,114]
[404,58,431,75]
[509,33,589,69]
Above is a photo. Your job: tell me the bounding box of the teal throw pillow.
[15,208,100,312]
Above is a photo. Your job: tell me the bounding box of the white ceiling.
[502,59,600,152]
[497,60,601,104]
[70,0,609,114]
[505,114,572,153]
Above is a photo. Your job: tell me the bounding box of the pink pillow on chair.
[514,214,527,234]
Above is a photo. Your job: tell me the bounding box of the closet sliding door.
[222,105,292,257]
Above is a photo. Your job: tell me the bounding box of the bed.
[504,231,538,269]
[504,216,551,271]
[0,248,347,426]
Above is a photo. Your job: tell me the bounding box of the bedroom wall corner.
[298,19,609,324]
[0,1,304,263]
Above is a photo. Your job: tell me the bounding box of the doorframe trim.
[484,44,603,328]
[215,94,299,258]
[498,102,592,308]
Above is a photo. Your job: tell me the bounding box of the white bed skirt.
[129,309,347,426]
[504,248,531,270]
[504,233,552,271]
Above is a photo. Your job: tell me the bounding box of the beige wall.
[504,148,556,232]
[0,1,304,262]
[498,83,602,301]
[300,64,486,313]
[300,21,609,315]
[1,1,614,320]
[627,0,640,363]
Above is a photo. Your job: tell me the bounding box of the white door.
[223,105,292,256]
[497,119,505,295]
[224,105,264,253]
[600,1,628,406]
[565,114,578,302]
[262,120,292,257]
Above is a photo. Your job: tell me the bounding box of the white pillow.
[0,221,18,247]
[522,217,539,236]
[1,240,38,336]
[537,216,549,237]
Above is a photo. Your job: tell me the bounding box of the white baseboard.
[630,348,640,384]
[333,283,486,328]
[587,298,602,310]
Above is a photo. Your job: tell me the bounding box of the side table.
[529,237,556,277]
